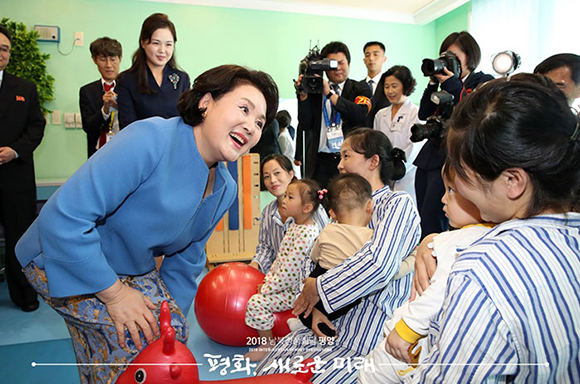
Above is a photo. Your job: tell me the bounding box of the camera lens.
[421,59,436,76]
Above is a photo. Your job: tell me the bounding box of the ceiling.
[140,0,470,24]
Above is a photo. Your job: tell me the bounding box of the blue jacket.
[16,117,236,314]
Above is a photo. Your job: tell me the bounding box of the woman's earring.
[200,109,208,120]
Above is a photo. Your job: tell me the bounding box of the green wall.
[434,2,471,49]
[2,0,469,182]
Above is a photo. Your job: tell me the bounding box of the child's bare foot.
[244,346,272,362]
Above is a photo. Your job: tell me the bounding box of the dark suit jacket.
[295,78,371,178]
[0,72,45,192]
[365,72,391,127]
[117,66,190,129]
[79,79,110,158]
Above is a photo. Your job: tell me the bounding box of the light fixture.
[491,51,521,76]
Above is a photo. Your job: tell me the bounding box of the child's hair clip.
[317,189,328,200]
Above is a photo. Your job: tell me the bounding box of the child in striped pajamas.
[358,162,493,383]
[244,179,321,361]
[408,77,580,382]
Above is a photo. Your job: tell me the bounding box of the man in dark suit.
[79,37,122,158]
[0,25,45,311]
[295,41,371,188]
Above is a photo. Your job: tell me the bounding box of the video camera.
[296,46,338,94]
[421,51,461,78]
[410,91,454,143]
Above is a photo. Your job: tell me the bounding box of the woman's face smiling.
[142,27,174,69]
[262,160,294,198]
[337,138,374,180]
[196,84,266,165]
[383,75,406,105]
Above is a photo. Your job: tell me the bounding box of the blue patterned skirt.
[23,261,189,384]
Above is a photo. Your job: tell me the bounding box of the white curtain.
[471,0,580,75]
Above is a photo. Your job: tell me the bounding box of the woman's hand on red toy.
[293,277,319,318]
[96,280,159,350]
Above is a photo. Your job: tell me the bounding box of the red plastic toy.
[194,263,294,346]
[116,301,314,384]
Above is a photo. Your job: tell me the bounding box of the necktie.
[367,79,374,93]
[99,82,115,148]
[330,84,340,123]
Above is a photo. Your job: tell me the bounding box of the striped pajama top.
[256,185,421,383]
[407,213,580,383]
[252,200,329,273]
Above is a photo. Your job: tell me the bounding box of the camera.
[410,91,454,143]
[296,46,338,94]
[421,51,461,78]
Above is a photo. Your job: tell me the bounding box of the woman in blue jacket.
[16,65,278,384]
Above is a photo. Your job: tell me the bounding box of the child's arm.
[384,323,418,364]
[393,247,417,279]
[310,236,322,265]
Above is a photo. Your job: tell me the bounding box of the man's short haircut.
[90,37,122,59]
[363,41,385,54]
[275,110,291,129]
[321,41,351,64]
[0,25,12,44]
[534,53,580,85]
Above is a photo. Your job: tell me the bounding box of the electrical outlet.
[64,113,76,128]
[52,110,61,125]
[75,113,83,128]
[74,32,83,47]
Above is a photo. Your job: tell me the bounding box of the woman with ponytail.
[411,76,580,382]
[256,128,420,384]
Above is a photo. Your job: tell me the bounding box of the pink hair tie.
[317,189,328,200]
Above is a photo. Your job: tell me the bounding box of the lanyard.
[323,95,341,127]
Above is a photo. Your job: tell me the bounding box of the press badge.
[327,124,344,153]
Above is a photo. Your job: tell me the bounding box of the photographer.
[414,31,493,239]
[295,41,372,188]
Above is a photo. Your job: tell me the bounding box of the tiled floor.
[0,269,255,383]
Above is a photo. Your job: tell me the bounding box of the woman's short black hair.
[383,65,417,96]
[260,154,294,177]
[447,75,580,216]
[440,31,482,72]
[178,64,279,128]
[345,128,406,185]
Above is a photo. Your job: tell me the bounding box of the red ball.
[195,262,294,346]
